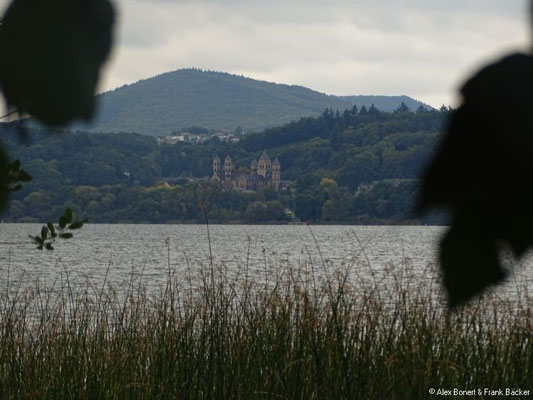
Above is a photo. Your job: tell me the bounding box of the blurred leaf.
[29,235,41,245]
[0,147,10,213]
[68,220,86,230]
[0,0,115,125]
[41,226,48,241]
[64,208,73,224]
[47,222,56,238]
[58,216,67,229]
[6,159,32,194]
[17,170,32,182]
[31,209,85,249]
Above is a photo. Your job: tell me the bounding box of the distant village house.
[211,151,281,190]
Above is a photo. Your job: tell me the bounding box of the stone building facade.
[211,151,281,190]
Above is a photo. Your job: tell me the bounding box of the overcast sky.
[1,0,530,107]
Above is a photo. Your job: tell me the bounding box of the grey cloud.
[1,0,529,107]
[116,1,526,47]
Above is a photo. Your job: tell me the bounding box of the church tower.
[272,158,281,190]
[224,155,234,180]
[212,155,221,181]
[258,151,272,179]
[250,159,258,175]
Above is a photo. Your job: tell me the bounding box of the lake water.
[0,224,531,303]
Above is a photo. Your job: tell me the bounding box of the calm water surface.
[0,224,531,300]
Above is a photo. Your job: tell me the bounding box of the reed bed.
[0,254,531,399]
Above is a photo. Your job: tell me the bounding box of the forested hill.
[1,105,449,224]
[73,69,432,135]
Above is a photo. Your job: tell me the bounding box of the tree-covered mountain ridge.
[2,104,448,224]
[74,68,432,135]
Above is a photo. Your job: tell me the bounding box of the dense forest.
[0,104,449,224]
[71,69,431,134]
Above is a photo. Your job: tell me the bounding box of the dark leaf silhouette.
[0,159,32,207]
[0,0,115,125]
[58,208,73,229]
[68,219,88,230]
[0,147,10,212]
[0,0,115,230]
[47,222,56,238]
[419,51,533,307]
[41,226,48,241]
[64,208,73,224]
[58,216,68,229]
[31,209,87,250]
[29,235,43,246]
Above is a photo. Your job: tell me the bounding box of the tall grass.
[0,254,531,399]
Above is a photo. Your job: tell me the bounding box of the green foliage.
[0,157,32,212]
[30,208,87,250]
[1,128,161,191]
[6,159,32,192]
[244,200,289,223]
[1,105,448,224]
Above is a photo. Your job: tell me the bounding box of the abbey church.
[212,151,281,190]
